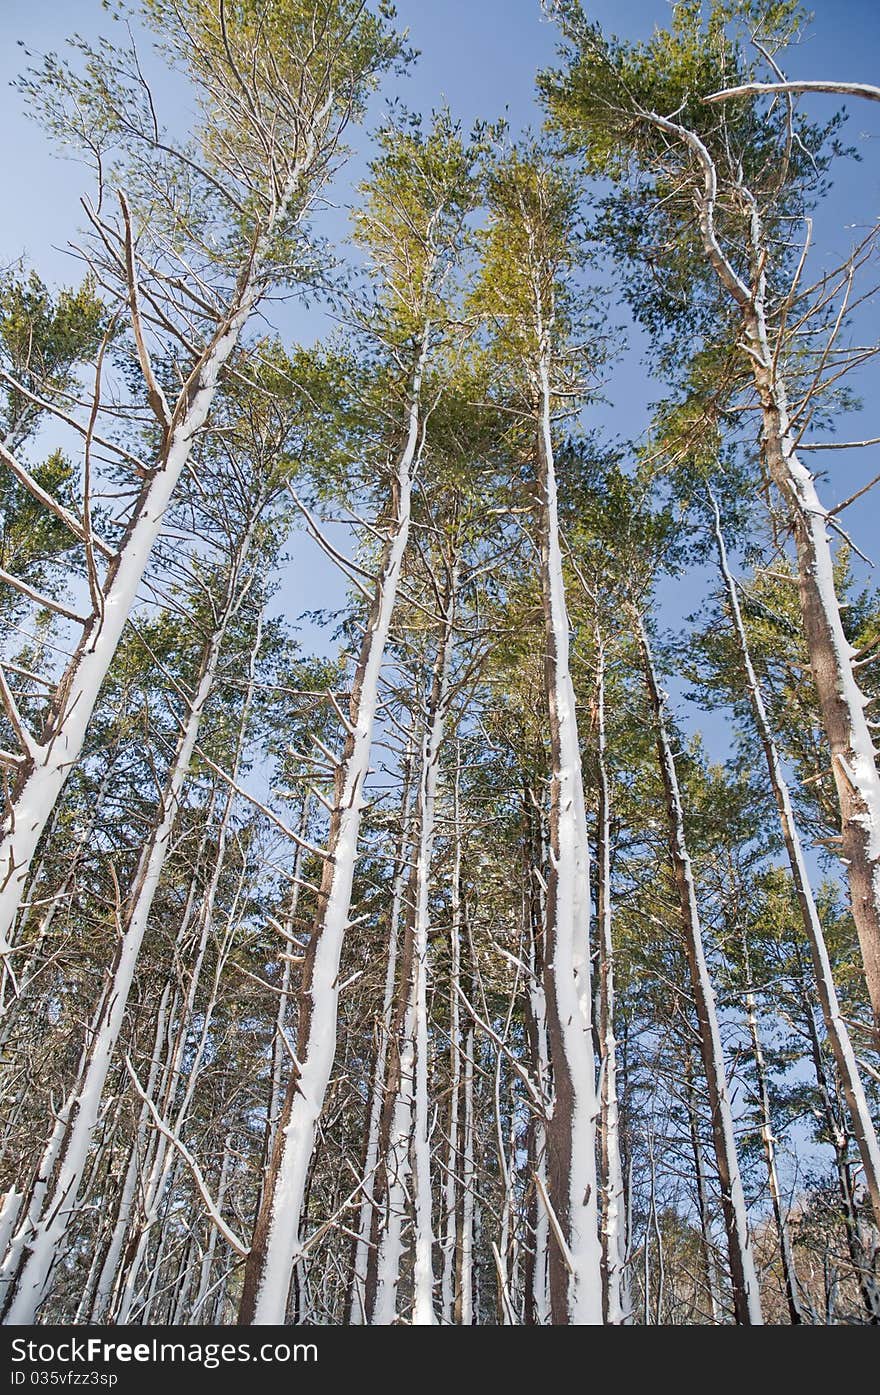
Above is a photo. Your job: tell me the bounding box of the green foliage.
[543,0,818,184]
[17,1,409,269]
[0,450,79,592]
[468,141,601,404]
[540,1,848,339]
[354,106,483,340]
[2,0,879,1329]
[0,268,107,448]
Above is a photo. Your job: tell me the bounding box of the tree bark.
[537,359,601,1325]
[0,141,319,958]
[710,491,880,1232]
[638,614,763,1325]
[237,344,426,1326]
[1,558,250,1322]
[594,635,630,1324]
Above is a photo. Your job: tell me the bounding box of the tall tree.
[471,145,604,1324]
[542,0,880,1042]
[238,109,479,1324]
[0,0,403,957]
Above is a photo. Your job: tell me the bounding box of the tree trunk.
[1,586,239,1322]
[594,635,630,1324]
[0,149,315,958]
[745,287,880,1043]
[440,755,462,1325]
[455,1022,475,1325]
[646,112,880,1041]
[801,986,880,1322]
[743,981,804,1323]
[347,749,414,1323]
[113,618,261,1322]
[522,782,550,1326]
[237,344,426,1325]
[683,1044,723,1323]
[638,614,762,1324]
[371,554,458,1324]
[536,359,601,1325]
[710,491,880,1232]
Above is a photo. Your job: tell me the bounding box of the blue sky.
[5,1,878,283]
[1,0,879,744]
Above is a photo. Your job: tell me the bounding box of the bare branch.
[118,190,173,430]
[125,1055,249,1257]
[705,80,880,106]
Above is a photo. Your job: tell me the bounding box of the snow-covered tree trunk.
[501,1059,525,1324]
[369,981,415,1324]
[0,761,116,1024]
[594,636,630,1324]
[638,615,763,1325]
[113,616,261,1323]
[440,753,463,1325]
[89,981,174,1322]
[743,980,804,1323]
[683,1045,723,1324]
[348,754,414,1324]
[651,108,880,1044]
[138,1154,181,1323]
[112,930,234,1323]
[0,1193,22,1270]
[745,304,880,1046]
[711,492,880,1233]
[522,786,550,1326]
[0,135,321,961]
[0,590,237,1322]
[494,1076,519,1324]
[639,109,880,1040]
[456,1022,476,1326]
[237,345,427,1325]
[528,1003,550,1325]
[0,982,107,1315]
[410,561,459,1324]
[371,558,458,1324]
[801,995,880,1321]
[536,355,602,1325]
[191,1138,233,1323]
[90,826,213,1321]
[266,795,313,1148]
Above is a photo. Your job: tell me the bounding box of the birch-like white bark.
[1,584,239,1322]
[710,493,880,1232]
[191,1138,233,1322]
[440,751,462,1325]
[594,636,630,1324]
[112,615,261,1322]
[370,989,415,1324]
[267,795,312,1145]
[744,980,804,1323]
[641,107,880,1038]
[373,562,457,1324]
[457,1024,475,1325]
[537,356,602,1324]
[410,566,459,1325]
[89,981,173,1321]
[0,125,325,958]
[349,753,414,1324]
[241,343,426,1325]
[638,616,763,1324]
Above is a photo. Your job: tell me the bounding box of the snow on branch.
[125,1055,249,1257]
